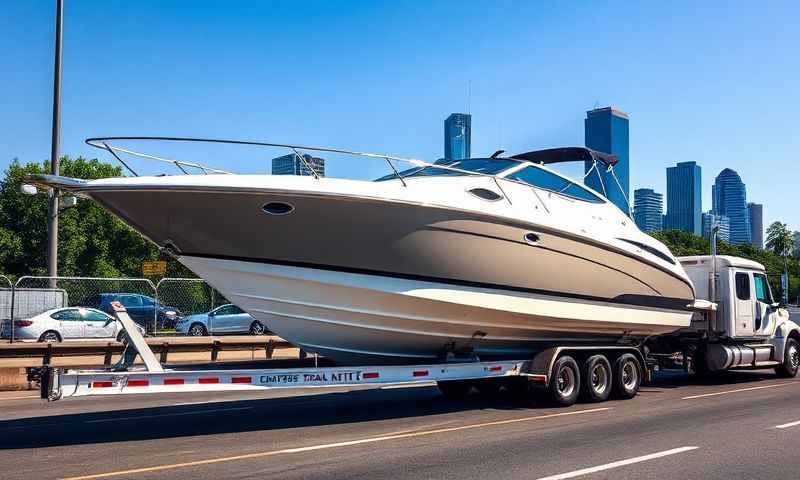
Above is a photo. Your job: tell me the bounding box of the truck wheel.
[581,355,612,402]
[776,338,800,378]
[612,353,642,399]
[437,380,473,400]
[547,355,580,407]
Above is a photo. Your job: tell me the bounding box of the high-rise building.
[584,107,630,215]
[444,113,471,160]
[632,188,663,233]
[271,153,326,177]
[702,212,731,243]
[664,161,702,235]
[747,202,763,249]
[712,168,750,245]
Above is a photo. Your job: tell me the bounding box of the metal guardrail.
[0,335,293,367]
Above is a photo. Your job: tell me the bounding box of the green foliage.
[766,221,794,257]
[0,156,194,281]
[652,229,800,303]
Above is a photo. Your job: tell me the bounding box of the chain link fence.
[1,275,242,341]
[155,278,233,335]
[9,277,157,341]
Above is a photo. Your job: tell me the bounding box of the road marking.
[381,382,437,389]
[775,419,800,429]
[83,406,252,424]
[62,407,610,480]
[535,446,699,480]
[0,394,39,401]
[682,382,796,400]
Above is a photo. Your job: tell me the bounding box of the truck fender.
[770,316,800,361]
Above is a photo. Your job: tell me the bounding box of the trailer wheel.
[776,338,800,378]
[547,355,580,407]
[581,355,612,403]
[612,353,641,399]
[437,380,473,400]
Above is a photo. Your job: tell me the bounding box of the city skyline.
[1,1,797,232]
[584,107,630,215]
[664,161,702,236]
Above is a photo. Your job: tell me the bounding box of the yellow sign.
[142,261,167,277]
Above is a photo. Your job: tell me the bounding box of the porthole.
[524,232,541,245]
[468,188,503,201]
[262,202,294,216]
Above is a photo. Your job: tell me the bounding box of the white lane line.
[682,382,796,400]
[62,407,610,480]
[775,419,800,429]
[535,446,699,480]
[84,406,252,424]
[381,382,437,389]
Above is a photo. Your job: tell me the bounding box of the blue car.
[175,304,268,336]
[82,293,182,331]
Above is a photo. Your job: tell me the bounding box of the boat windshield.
[375,158,520,181]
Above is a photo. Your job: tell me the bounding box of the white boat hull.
[181,255,693,364]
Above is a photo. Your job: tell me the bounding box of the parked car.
[175,304,268,336]
[81,293,181,331]
[0,307,146,342]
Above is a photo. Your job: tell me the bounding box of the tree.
[0,156,193,280]
[766,222,794,257]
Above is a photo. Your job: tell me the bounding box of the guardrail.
[0,335,295,367]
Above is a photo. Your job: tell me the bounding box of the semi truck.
[41,252,800,407]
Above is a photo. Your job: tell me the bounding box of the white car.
[0,307,146,342]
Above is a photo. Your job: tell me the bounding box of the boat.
[28,137,696,364]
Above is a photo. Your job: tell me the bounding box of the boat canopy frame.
[84,136,627,211]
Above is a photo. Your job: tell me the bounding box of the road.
[1,370,799,480]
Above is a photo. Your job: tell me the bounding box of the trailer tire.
[776,338,800,378]
[612,353,641,399]
[547,355,580,407]
[437,380,473,400]
[580,355,612,403]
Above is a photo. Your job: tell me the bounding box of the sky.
[2,1,798,231]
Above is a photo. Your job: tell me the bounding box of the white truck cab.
[677,255,800,374]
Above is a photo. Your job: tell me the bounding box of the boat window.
[468,188,503,201]
[506,166,603,203]
[735,272,751,301]
[374,158,519,181]
[753,273,773,304]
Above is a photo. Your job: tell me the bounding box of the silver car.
[0,307,145,342]
[175,304,267,336]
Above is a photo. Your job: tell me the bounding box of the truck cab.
[677,255,799,374]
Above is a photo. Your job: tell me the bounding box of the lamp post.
[47,0,64,283]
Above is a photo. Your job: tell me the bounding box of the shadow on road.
[0,385,547,450]
[0,369,788,450]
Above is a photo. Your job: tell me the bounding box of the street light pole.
[47,0,64,281]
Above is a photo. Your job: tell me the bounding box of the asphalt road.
[1,370,799,480]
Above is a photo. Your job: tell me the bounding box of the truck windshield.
[375,158,520,181]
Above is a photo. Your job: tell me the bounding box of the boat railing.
[85,136,628,213]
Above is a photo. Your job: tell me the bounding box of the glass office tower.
[747,202,763,249]
[702,212,731,243]
[272,153,326,177]
[444,113,471,161]
[633,188,663,233]
[584,107,630,215]
[713,168,751,245]
[665,161,702,235]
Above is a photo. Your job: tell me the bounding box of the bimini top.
[510,147,618,167]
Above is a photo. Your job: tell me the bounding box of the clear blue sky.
[2,1,798,231]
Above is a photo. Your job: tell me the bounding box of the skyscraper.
[444,113,471,160]
[664,161,702,235]
[747,202,763,249]
[713,168,750,245]
[271,153,326,177]
[702,212,731,243]
[584,107,630,215]
[633,188,663,233]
